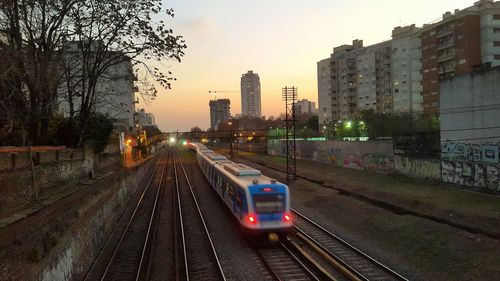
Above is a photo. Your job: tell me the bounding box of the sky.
[141,0,474,132]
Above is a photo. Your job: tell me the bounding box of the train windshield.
[253,194,284,213]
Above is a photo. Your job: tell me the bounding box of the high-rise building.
[391,25,423,114]
[240,71,261,117]
[294,99,317,115]
[421,0,500,115]
[317,58,332,125]
[209,99,231,129]
[326,39,392,122]
[330,39,364,121]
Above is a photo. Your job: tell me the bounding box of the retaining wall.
[36,157,154,281]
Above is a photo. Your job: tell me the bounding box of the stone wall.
[0,146,119,216]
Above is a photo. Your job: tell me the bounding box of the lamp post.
[382,111,385,139]
[228,121,233,158]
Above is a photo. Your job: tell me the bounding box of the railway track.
[173,150,226,280]
[255,242,322,281]
[83,150,169,281]
[291,208,408,281]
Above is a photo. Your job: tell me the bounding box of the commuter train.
[188,142,292,241]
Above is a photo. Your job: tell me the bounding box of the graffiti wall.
[267,140,394,173]
[441,141,500,192]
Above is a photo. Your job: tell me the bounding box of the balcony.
[438,52,456,62]
[438,39,455,50]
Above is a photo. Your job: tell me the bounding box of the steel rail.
[291,208,409,281]
[176,150,228,281]
[135,149,169,280]
[98,152,167,281]
[280,242,323,281]
[81,152,163,281]
[173,154,190,281]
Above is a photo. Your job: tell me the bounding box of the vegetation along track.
[173,150,226,280]
[291,208,408,281]
[83,150,169,281]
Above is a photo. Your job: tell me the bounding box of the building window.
[494,41,500,47]
[494,55,500,60]
[494,28,500,33]
[458,58,466,64]
[494,14,500,20]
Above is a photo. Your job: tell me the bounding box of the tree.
[0,0,78,145]
[0,0,186,147]
[60,0,186,146]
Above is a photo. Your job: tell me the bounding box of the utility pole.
[282,86,298,182]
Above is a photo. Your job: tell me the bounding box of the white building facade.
[391,25,423,114]
[317,58,332,125]
[294,99,317,115]
[58,41,136,131]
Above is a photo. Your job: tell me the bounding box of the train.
[188,142,292,241]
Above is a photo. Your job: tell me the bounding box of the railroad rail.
[82,150,169,281]
[173,151,226,281]
[291,208,409,281]
[255,242,322,281]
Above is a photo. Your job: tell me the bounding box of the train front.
[243,182,292,242]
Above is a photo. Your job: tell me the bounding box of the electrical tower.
[282,86,298,182]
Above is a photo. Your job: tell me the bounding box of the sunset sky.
[144,0,474,132]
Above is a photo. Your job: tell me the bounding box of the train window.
[236,192,243,207]
[216,176,222,189]
[227,183,235,197]
[253,194,284,213]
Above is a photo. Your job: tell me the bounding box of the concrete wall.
[440,67,500,192]
[268,140,394,173]
[268,139,441,180]
[441,140,500,192]
[394,155,441,181]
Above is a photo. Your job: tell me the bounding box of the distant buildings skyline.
[317,0,500,124]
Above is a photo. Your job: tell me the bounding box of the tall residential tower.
[240,71,261,117]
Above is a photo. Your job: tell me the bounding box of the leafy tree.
[306,115,319,132]
[0,0,185,147]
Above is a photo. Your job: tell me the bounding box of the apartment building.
[324,39,392,122]
[421,0,500,114]
[317,58,332,125]
[294,99,317,115]
[329,39,364,121]
[391,25,423,114]
[318,0,500,120]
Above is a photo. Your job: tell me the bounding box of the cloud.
[179,17,219,37]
